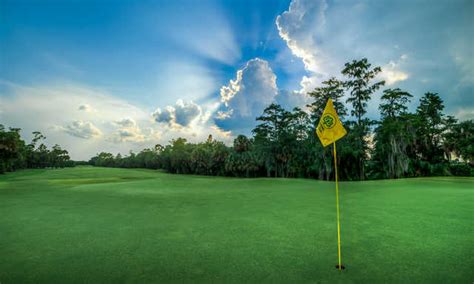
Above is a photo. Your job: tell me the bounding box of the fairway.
[1,167,473,283]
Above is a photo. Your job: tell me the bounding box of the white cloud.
[215,58,311,133]
[152,99,202,127]
[62,120,102,139]
[381,66,409,85]
[108,118,147,143]
[174,100,201,126]
[276,0,328,75]
[153,106,174,124]
[0,82,233,159]
[454,107,474,121]
[78,104,93,112]
[0,82,153,159]
[110,128,146,143]
[114,118,137,128]
[280,0,473,122]
[276,0,410,94]
[276,0,331,94]
[379,55,409,85]
[215,110,233,120]
[216,58,279,132]
[220,58,277,116]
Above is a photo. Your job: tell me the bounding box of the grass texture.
[1,166,472,283]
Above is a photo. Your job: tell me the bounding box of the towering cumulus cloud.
[276,0,328,75]
[216,58,278,133]
[276,0,330,94]
[276,0,408,93]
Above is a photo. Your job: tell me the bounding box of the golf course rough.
[0,166,473,283]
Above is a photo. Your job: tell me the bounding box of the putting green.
[0,167,472,283]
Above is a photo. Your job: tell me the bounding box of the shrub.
[449,162,472,176]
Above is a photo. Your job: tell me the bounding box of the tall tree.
[253,104,310,177]
[342,58,385,124]
[415,92,445,164]
[372,89,414,178]
[49,144,70,168]
[342,58,385,179]
[253,103,288,177]
[307,77,347,123]
[379,88,413,118]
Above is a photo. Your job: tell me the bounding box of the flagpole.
[333,141,342,270]
[316,98,347,271]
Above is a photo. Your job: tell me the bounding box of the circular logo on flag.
[322,114,336,129]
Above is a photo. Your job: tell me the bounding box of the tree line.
[0,126,74,173]
[89,58,473,180]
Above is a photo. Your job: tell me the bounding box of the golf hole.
[335,264,345,270]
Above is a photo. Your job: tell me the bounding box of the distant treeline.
[0,127,74,173]
[89,59,473,180]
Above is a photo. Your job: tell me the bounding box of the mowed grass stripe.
[0,166,472,283]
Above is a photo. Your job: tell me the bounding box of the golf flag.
[316,99,347,147]
[316,98,347,271]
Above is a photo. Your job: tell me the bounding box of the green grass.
[1,166,473,283]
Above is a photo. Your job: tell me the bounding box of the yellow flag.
[316,99,347,147]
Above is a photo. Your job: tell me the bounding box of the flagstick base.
[335,264,346,270]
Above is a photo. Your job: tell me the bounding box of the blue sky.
[1,0,291,106]
[0,0,473,159]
